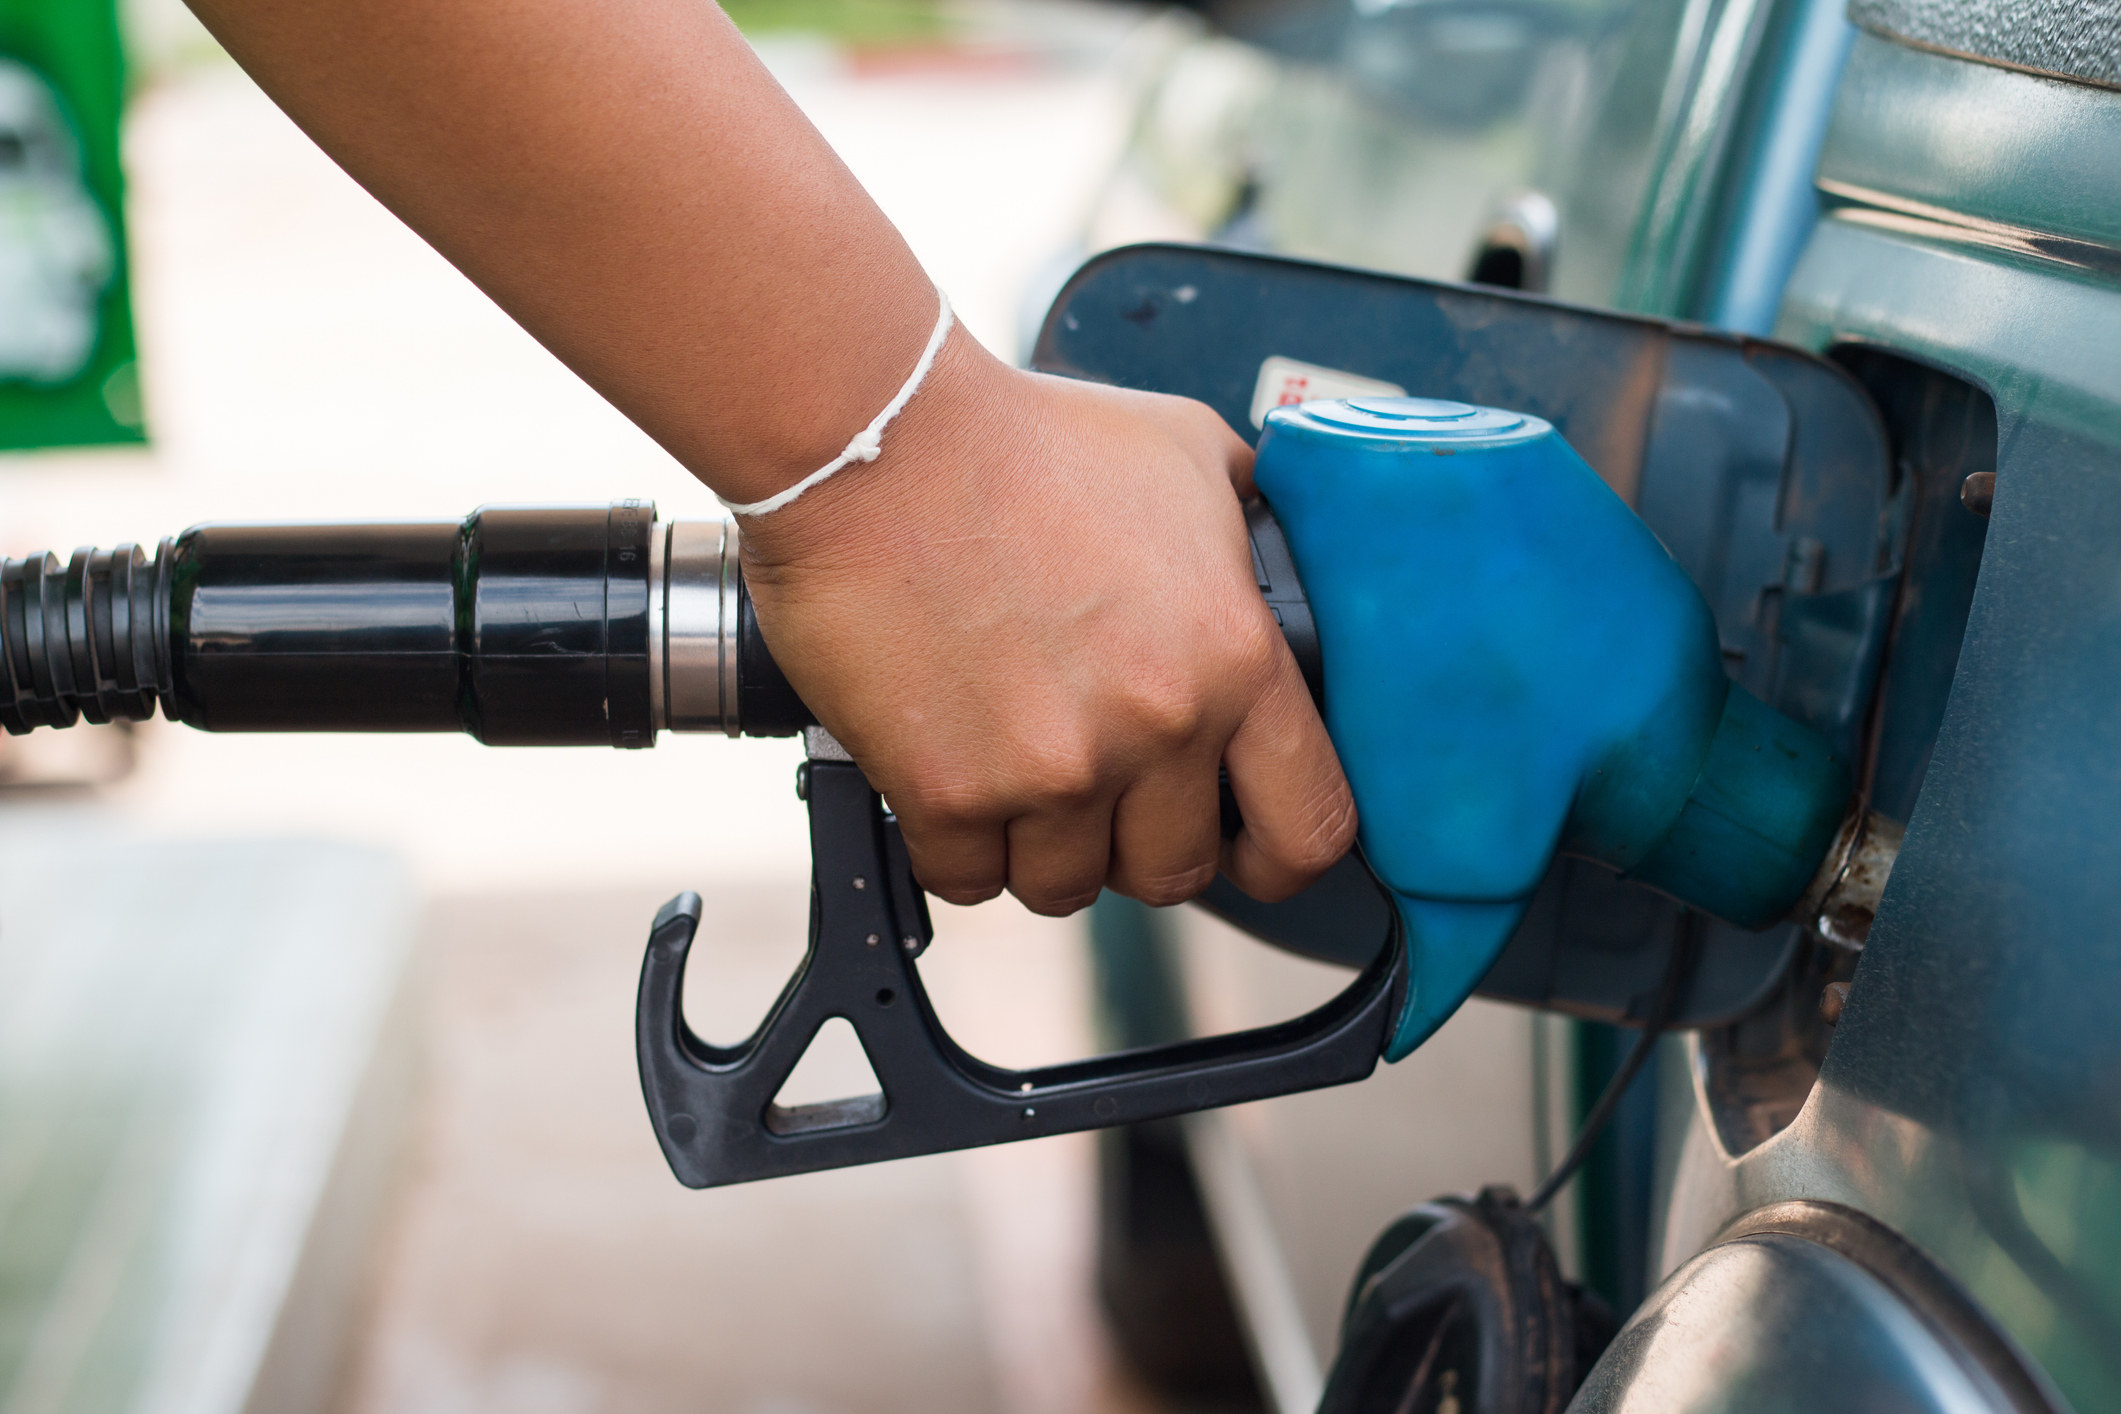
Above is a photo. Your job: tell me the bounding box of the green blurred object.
[720,0,946,45]
[0,0,142,451]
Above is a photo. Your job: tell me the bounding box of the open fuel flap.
[1032,244,1902,1032]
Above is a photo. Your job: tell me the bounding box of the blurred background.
[0,0,1581,1409]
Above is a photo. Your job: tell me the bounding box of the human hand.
[738,328,1356,917]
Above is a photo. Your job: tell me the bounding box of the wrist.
[736,322,1018,576]
[719,288,957,518]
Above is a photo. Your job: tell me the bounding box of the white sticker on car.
[1248,356,1406,429]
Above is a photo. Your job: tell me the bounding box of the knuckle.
[1017,885,1102,918]
[894,773,995,830]
[1184,396,1242,447]
[1119,679,1205,746]
[904,848,1004,905]
[1011,851,1109,917]
[1284,786,1359,875]
[1225,619,1287,686]
[1125,862,1218,909]
[1020,739,1103,809]
[932,881,1004,907]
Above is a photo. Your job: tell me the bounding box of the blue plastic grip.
[1253,398,1850,1061]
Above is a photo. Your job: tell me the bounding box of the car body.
[1066,2,2121,1409]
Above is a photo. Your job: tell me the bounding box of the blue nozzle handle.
[1254,398,1851,1061]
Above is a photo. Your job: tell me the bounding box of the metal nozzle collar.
[649,518,743,736]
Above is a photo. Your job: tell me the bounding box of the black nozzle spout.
[1,502,658,747]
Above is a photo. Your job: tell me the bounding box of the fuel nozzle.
[2,463,1896,1072]
[1255,397,1895,1058]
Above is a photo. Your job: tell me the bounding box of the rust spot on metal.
[1580,334,1667,506]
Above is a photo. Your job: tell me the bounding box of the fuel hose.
[0,502,805,743]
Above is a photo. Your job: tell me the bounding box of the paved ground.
[0,13,1186,1412]
[342,885,1161,1414]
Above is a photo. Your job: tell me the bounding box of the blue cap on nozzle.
[1256,396,1850,1061]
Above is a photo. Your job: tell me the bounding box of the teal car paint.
[1647,28,2121,1414]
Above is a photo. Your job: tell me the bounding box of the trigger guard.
[635,760,1408,1189]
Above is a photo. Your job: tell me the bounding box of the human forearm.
[184,0,938,505]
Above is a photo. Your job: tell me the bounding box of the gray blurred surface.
[342,884,1163,1414]
[0,814,418,1414]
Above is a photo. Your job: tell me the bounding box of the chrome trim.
[719,517,742,736]
[1472,190,1560,293]
[659,518,740,734]
[646,519,667,731]
[1820,181,2121,276]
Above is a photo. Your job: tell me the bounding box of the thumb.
[1218,658,1356,900]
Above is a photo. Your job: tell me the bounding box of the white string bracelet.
[718,288,955,517]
